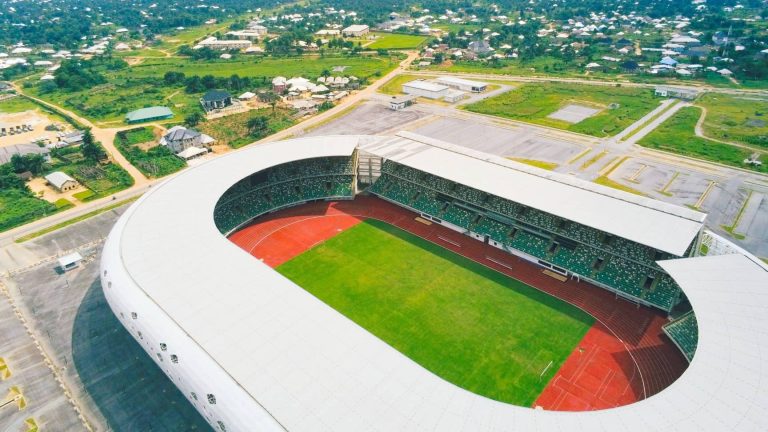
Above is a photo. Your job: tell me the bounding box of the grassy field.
[126,56,396,80]
[197,108,295,148]
[0,96,39,113]
[639,106,768,174]
[367,32,429,50]
[277,220,594,406]
[378,73,434,95]
[697,93,768,149]
[28,55,396,125]
[464,83,660,137]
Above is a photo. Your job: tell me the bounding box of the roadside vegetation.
[464,83,660,137]
[114,127,186,177]
[639,106,768,174]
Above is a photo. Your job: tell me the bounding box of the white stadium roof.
[361,132,705,256]
[106,134,767,432]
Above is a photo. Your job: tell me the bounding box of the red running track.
[228,196,689,411]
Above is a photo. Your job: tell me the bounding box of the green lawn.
[464,83,660,137]
[639,106,768,174]
[277,220,594,406]
[121,126,157,145]
[367,32,429,50]
[697,93,768,150]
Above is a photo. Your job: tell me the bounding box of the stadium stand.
[371,162,687,311]
[214,157,355,233]
[663,311,699,362]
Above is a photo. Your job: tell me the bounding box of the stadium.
[100,132,768,432]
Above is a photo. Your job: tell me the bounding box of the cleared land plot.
[697,93,768,149]
[547,104,601,123]
[464,83,659,137]
[638,106,768,174]
[367,32,429,50]
[277,220,594,406]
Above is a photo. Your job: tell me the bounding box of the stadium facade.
[101,132,768,432]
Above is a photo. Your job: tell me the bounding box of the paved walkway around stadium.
[228,196,689,411]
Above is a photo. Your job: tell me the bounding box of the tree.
[185,112,204,127]
[10,154,26,173]
[81,129,106,161]
[246,116,269,136]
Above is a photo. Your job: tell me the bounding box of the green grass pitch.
[277,220,595,406]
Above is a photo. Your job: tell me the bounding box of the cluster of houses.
[412,8,766,79]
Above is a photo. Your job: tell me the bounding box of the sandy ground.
[0,110,70,146]
[27,177,88,204]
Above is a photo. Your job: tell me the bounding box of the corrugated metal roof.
[125,106,173,121]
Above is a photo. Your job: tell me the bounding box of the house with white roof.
[45,171,78,192]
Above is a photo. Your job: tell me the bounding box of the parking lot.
[0,206,211,432]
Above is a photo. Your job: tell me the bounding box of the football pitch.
[277,220,594,406]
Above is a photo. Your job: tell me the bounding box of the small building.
[196,37,252,50]
[246,23,268,35]
[272,76,287,93]
[389,95,417,111]
[159,125,215,154]
[238,91,256,100]
[45,171,78,192]
[342,25,370,37]
[200,90,233,112]
[57,252,83,272]
[654,86,699,100]
[226,30,265,40]
[443,89,467,103]
[434,76,488,92]
[468,40,493,55]
[402,80,449,99]
[125,106,174,124]
[660,56,678,67]
[57,131,84,147]
[176,146,208,161]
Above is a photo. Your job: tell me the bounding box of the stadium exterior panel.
[101,133,768,432]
